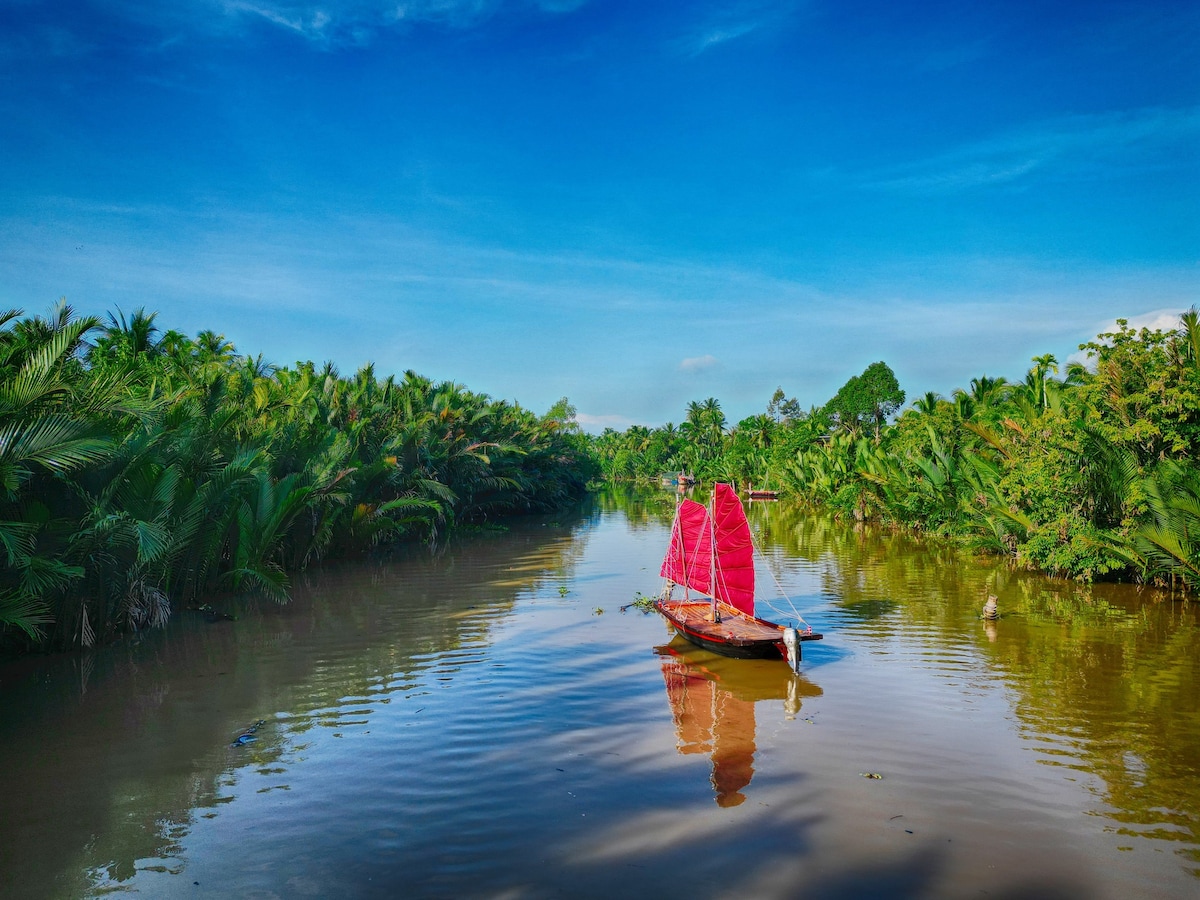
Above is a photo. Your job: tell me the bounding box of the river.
[1,488,1197,898]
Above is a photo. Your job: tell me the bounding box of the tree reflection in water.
[656,639,823,807]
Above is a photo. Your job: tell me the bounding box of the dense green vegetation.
[6,302,1194,655]
[0,303,597,654]
[593,312,1200,592]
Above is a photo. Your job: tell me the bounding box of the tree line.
[591,310,1200,592]
[7,302,1194,655]
[0,303,597,655]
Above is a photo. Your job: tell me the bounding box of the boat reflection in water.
[656,639,822,807]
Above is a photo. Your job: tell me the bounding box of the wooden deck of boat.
[660,601,785,643]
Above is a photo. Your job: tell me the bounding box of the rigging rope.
[748,526,811,630]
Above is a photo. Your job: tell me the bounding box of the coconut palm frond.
[0,591,52,640]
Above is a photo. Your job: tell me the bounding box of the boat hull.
[654,599,822,661]
[668,623,785,659]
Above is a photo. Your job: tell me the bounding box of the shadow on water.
[794,850,1091,900]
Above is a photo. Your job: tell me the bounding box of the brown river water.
[1,488,1198,899]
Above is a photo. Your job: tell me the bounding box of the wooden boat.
[662,472,697,488]
[746,488,779,500]
[655,482,822,671]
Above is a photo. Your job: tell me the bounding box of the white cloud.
[1104,309,1190,334]
[679,354,719,373]
[1065,308,1189,368]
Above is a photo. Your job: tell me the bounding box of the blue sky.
[1,1,1197,431]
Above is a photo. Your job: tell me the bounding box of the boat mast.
[709,487,720,623]
[676,491,687,602]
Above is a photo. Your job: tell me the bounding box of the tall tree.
[825,361,905,439]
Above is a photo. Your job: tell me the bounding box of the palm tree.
[913,391,942,415]
[741,413,776,450]
[1123,460,1200,589]
[224,468,351,601]
[1030,354,1059,410]
[195,330,237,362]
[969,375,1010,408]
[951,390,975,421]
[0,309,116,641]
[94,307,161,362]
[1169,306,1200,370]
[700,397,726,437]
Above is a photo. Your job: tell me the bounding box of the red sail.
[711,483,755,616]
[660,498,712,596]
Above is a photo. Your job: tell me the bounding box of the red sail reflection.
[657,640,822,808]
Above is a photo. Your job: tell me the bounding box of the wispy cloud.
[687,21,761,55]
[24,1,589,50]
[575,411,634,430]
[864,105,1200,193]
[4,197,1197,426]
[257,0,593,39]
[677,1,800,57]
[679,355,719,373]
[222,0,500,42]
